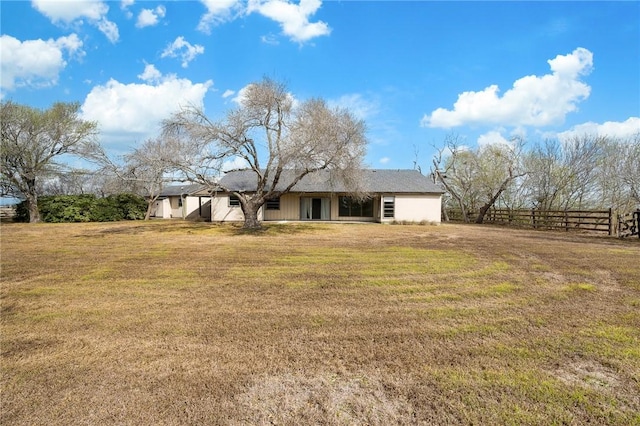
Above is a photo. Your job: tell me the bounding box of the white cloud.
[80,67,213,144]
[96,19,119,43]
[161,36,205,68]
[248,0,331,43]
[328,93,379,120]
[196,0,330,44]
[222,89,235,98]
[136,5,166,28]
[221,156,249,173]
[260,34,280,45]
[422,47,593,128]
[477,130,513,148]
[137,64,163,84]
[379,157,391,165]
[231,84,252,105]
[0,34,84,91]
[121,0,134,19]
[556,117,640,141]
[198,0,242,33]
[32,0,119,43]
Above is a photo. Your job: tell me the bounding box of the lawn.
[1,221,639,425]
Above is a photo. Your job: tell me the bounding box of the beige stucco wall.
[152,198,171,218]
[382,194,441,223]
[184,196,211,220]
[151,196,212,219]
[211,194,264,222]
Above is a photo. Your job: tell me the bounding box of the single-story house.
[151,183,211,220]
[211,169,444,223]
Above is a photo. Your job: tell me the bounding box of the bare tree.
[39,169,97,196]
[621,134,640,207]
[0,101,99,222]
[472,140,526,223]
[120,137,182,220]
[85,133,188,219]
[163,78,368,229]
[432,135,472,222]
[523,135,603,211]
[432,134,525,223]
[598,133,640,211]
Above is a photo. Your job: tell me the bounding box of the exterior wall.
[263,193,299,221]
[211,194,263,222]
[381,194,441,223]
[153,196,211,219]
[185,196,211,220]
[152,198,171,218]
[211,192,441,223]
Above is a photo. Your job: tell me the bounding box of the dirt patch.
[554,360,621,390]
[232,373,413,425]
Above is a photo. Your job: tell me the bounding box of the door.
[312,198,322,219]
[300,197,330,220]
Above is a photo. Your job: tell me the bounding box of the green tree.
[1,101,99,222]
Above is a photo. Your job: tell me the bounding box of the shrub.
[15,194,147,223]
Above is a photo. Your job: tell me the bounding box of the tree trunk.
[25,183,40,223]
[474,174,521,224]
[475,201,493,224]
[144,200,154,221]
[241,200,262,229]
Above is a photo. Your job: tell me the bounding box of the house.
[151,183,211,220]
[211,169,444,223]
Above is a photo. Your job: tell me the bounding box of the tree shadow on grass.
[81,220,330,237]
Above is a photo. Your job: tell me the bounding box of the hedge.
[15,194,147,223]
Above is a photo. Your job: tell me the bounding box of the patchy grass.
[1,220,639,425]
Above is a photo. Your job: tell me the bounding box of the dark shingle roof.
[159,184,207,197]
[218,169,444,194]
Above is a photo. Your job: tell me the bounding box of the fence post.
[532,209,536,229]
[637,209,640,239]
[608,207,613,236]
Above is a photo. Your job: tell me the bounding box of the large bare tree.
[163,78,368,229]
[0,101,99,222]
[432,134,524,223]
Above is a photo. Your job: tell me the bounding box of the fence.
[447,208,640,237]
[617,210,640,239]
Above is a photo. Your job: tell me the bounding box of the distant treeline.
[14,194,146,223]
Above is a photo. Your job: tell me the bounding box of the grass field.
[1,220,639,425]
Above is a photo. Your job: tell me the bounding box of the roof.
[159,184,208,197]
[217,169,444,194]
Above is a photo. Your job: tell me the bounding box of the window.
[266,197,280,210]
[229,195,240,207]
[178,197,183,208]
[383,196,395,218]
[339,196,374,217]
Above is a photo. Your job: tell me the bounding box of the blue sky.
[1,0,639,171]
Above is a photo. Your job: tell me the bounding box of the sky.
[1,0,639,172]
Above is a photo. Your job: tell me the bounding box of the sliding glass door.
[300,197,330,220]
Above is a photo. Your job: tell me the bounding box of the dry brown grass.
[1,220,639,425]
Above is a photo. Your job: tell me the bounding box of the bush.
[15,194,147,223]
[13,202,29,222]
[110,193,147,220]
